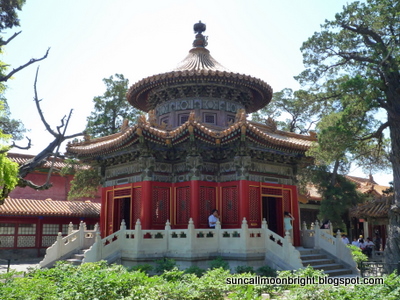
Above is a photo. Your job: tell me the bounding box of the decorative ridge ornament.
[193,21,208,48]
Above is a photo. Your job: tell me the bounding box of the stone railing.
[301,221,359,275]
[83,218,303,270]
[39,221,98,268]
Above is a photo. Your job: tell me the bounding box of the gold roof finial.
[192,21,208,48]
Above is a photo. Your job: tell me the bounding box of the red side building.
[0,153,100,258]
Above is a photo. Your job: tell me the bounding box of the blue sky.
[2,0,392,185]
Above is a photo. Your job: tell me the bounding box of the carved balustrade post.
[187,218,196,254]
[241,218,249,252]
[165,220,171,252]
[56,232,62,259]
[133,219,142,255]
[79,221,85,249]
[335,229,342,258]
[314,220,320,249]
[68,222,74,235]
[302,221,307,231]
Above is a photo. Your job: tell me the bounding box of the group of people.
[349,235,376,257]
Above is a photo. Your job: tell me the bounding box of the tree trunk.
[383,106,400,273]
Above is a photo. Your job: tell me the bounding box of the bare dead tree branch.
[33,67,57,136]
[3,69,86,201]
[0,48,50,82]
[0,31,22,46]
[18,178,52,190]
[10,137,32,150]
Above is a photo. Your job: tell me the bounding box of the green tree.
[85,74,142,138]
[296,0,399,270]
[252,88,322,134]
[65,74,143,199]
[0,0,25,33]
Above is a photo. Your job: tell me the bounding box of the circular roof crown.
[127,22,273,113]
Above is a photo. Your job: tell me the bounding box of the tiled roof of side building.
[0,198,100,218]
[7,152,69,169]
[349,197,392,219]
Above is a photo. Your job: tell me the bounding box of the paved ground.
[0,257,42,273]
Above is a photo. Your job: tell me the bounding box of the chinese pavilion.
[66,21,316,247]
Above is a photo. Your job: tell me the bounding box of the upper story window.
[204,113,216,124]
[179,114,189,125]
[160,117,169,126]
[227,115,235,124]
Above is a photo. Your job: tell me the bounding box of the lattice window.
[114,189,131,197]
[222,186,239,226]
[152,187,170,225]
[0,236,14,247]
[42,235,57,247]
[107,190,114,234]
[133,187,142,223]
[262,187,282,196]
[176,186,191,225]
[62,224,77,234]
[199,186,216,227]
[18,224,36,234]
[17,236,35,247]
[0,223,15,234]
[204,113,216,124]
[283,190,291,213]
[249,186,261,225]
[179,114,189,125]
[42,224,59,235]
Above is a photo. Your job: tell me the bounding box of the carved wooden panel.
[262,187,282,196]
[283,189,291,213]
[199,186,216,227]
[249,186,261,226]
[133,187,142,224]
[176,186,191,225]
[152,186,170,225]
[222,186,239,226]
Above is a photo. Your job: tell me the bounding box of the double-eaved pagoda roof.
[67,111,316,159]
[67,21,316,159]
[127,21,273,113]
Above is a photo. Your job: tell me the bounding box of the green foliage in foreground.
[347,244,368,268]
[1,262,399,300]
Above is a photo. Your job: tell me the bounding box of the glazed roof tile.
[301,176,390,202]
[127,24,273,113]
[7,152,68,169]
[174,47,229,72]
[66,117,316,158]
[349,197,392,218]
[0,198,100,217]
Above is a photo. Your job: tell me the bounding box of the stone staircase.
[65,249,88,266]
[297,247,354,277]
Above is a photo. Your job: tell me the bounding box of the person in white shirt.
[341,234,350,245]
[351,238,360,248]
[208,209,219,228]
[363,237,375,257]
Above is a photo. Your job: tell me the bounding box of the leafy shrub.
[235,265,255,274]
[184,265,206,277]
[209,256,230,271]
[347,244,368,267]
[154,258,177,274]
[256,265,277,277]
[128,263,153,274]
